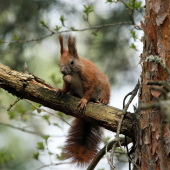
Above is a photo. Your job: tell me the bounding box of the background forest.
[0,0,144,169]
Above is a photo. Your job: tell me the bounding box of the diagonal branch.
[2,22,133,44]
[0,63,136,138]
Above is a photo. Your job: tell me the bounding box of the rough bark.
[136,0,170,169]
[0,63,136,138]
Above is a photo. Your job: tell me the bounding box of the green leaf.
[0,39,4,44]
[48,151,53,155]
[126,0,142,10]
[33,152,39,160]
[18,106,26,115]
[53,123,60,127]
[8,111,15,119]
[104,136,111,143]
[35,103,42,108]
[10,154,16,160]
[43,115,50,121]
[130,30,137,41]
[12,34,19,41]
[130,43,137,50]
[58,146,63,149]
[37,109,41,114]
[54,25,62,31]
[115,147,122,151]
[91,31,98,36]
[83,15,86,20]
[83,5,93,14]
[106,0,113,3]
[40,20,46,27]
[57,112,65,118]
[60,15,67,26]
[30,103,41,113]
[71,27,75,31]
[56,154,62,160]
[42,135,50,143]
[30,105,36,111]
[135,1,142,9]
[36,142,45,150]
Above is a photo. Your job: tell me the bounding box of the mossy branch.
[0,63,136,138]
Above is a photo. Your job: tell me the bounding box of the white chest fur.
[70,73,83,98]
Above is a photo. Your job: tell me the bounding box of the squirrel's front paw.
[78,98,88,112]
[99,98,108,105]
[56,89,65,97]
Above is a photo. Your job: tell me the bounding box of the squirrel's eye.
[70,60,74,65]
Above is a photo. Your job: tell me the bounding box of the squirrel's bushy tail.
[63,118,103,167]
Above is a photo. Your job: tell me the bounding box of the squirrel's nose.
[61,67,66,75]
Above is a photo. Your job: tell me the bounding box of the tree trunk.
[136,0,170,169]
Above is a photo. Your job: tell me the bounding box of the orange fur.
[57,34,110,167]
[63,119,103,167]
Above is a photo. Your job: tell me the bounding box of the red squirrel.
[56,34,110,167]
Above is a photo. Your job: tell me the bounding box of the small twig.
[0,121,42,137]
[123,92,132,109]
[46,141,53,164]
[87,137,132,170]
[110,142,117,169]
[5,32,55,45]
[44,25,55,34]
[123,93,131,170]
[118,0,134,11]
[1,22,133,45]
[23,62,30,74]
[36,162,69,170]
[118,140,139,169]
[122,80,140,115]
[84,12,92,27]
[0,122,62,138]
[25,99,71,126]
[109,81,139,169]
[7,97,21,111]
[108,139,118,170]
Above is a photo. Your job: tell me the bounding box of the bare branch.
[25,99,71,126]
[108,81,139,168]
[7,97,21,111]
[36,163,69,170]
[1,22,133,45]
[0,121,61,138]
[87,137,132,170]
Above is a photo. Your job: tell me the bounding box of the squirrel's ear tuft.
[68,35,79,59]
[58,34,65,54]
